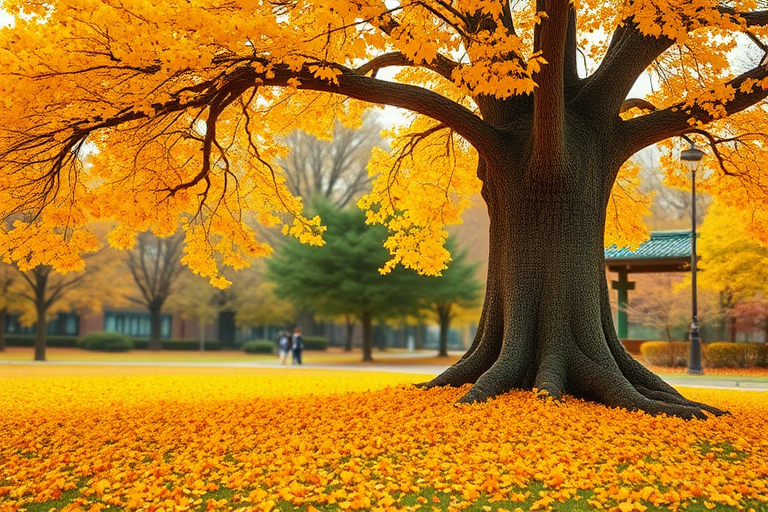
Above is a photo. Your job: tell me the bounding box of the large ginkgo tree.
[2,0,768,417]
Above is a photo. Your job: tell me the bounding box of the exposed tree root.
[419,280,728,420]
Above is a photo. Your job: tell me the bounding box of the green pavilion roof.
[605,230,692,273]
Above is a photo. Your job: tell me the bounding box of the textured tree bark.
[0,306,6,352]
[149,304,163,351]
[728,315,737,343]
[34,301,46,361]
[33,270,48,362]
[361,310,373,362]
[437,304,451,357]
[763,314,768,344]
[344,315,354,352]
[421,132,726,419]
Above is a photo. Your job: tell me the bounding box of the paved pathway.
[2,359,767,391]
[658,376,768,391]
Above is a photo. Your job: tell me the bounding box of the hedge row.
[2,335,80,347]
[302,336,329,351]
[130,339,223,351]
[640,341,768,368]
[3,334,330,351]
[1,334,222,350]
[242,340,276,354]
[639,342,690,367]
[77,332,133,352]
[706,342,767,368]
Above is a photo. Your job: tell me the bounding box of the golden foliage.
[1,366,767,511]
[360,117,481,275]
[1,0,767,278]
[605,160,653,251]
[697,202,768,302]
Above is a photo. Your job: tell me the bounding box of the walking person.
[291,329,303,365]
[278,331,292,365]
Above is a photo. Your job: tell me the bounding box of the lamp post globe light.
[681,142,705,375]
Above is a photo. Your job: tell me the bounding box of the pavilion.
[605,230,692,340]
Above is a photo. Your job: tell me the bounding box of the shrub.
[302,336,329,351]
[131,339,222,350]
[77,331,133,352]
[640,341,689,367]
[242,340,276,354]
[760,344,768,367]
[705,342,763,368]
[4,335,79,347]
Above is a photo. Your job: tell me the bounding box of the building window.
[104,311,172,339]
[3,312,79,336]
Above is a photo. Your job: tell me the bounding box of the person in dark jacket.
[291,329,303,365]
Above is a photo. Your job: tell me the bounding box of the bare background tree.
[14,249,120,361]
[269,115,387,337]
[621,274,690,343]
[635,147,711,229]
[126,232,185,350]
[19,266,90,360]
[280,115,386,209]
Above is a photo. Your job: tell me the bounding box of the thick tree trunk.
[0,306,6,351]
[375,325,387,351]
[295,308,320,337]
[34,302,46,361]
[763,314,768,344]
[664,325,673,367]
[728,315,737,343]
[345,315,354,352]
[361,311,373,362]
[422,152,724,419]
[415,322,426,350]
[149,304,162,351]
[437,304,451,357]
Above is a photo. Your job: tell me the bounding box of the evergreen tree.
[268,201,423,361]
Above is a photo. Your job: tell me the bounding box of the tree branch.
[127,249,153,306]
[577,6,768,117]
[718,6,768,26]
[620,98,658,113]
[621,65,768,157]
[564,5,580,91]
[500,0,516,36]
[18,270,36,290]
[354,51,458,82]
[366,7,463,81]
[266,65,500,156]
[124,295,147,306]
[574,21,673,117]
[4,57,500,212]
[532,0,571,157]
[45,273,88,309]
[161,87,244,197]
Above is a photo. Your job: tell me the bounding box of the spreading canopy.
[1,0,768,281]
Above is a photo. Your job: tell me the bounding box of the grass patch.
[696,440,750,461]
[197,487,235,511]
[2,366,768,512]
[23,488,82,512]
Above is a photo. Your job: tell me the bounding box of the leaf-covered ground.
[1,365,767,512]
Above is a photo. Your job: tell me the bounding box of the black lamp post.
[681,142,705,375]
